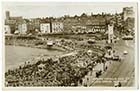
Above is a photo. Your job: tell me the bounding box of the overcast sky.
[2,2,137,19]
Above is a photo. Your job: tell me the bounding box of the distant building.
[5,11,22,25]
[108,24,114,44]
[124,17,135,34]
[18,23,27,34]
[86,19,106,33]
[51,22,63,33]
[6,11,10,20]
[30,18,41,30]
[114,13,123,27]
[4,25,11,34]
[27,23,34,34]
[40,23,51,33]
[72,25,86,33]
[5,11,23,34]
[123,7,134,21]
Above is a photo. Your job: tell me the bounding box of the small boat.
[47,41,54,47]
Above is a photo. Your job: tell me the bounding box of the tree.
[81,13,87,17]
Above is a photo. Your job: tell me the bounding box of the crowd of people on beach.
[5,49,105,87]
[5,35,108,87]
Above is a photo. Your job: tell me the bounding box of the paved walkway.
[81,61,112,86]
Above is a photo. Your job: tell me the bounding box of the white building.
[40,23,51,33]
[4,25,11,34]
[51,22,63,33]
[72,25,86,33]
[108,24,114,44]
[18,23,27,34]
[123,7,134,21]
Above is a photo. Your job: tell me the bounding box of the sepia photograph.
[2,2,138,89]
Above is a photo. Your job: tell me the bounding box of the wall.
[4,25,11,34]
[51,22,63,33]
[18,23,27,34]
[40,23,51,33]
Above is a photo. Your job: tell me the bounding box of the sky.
[2,2,137,19]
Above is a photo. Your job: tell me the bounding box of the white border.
[0,0,139,91]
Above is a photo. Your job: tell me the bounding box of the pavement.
[82,39,135,87]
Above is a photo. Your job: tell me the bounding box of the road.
[101,40,134,78]
[84,39,135,87]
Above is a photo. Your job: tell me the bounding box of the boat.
[47,41,54,47]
